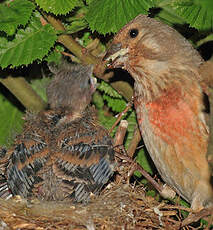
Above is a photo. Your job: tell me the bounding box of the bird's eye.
[129,28,139,38]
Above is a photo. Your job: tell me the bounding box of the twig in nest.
[127,124,141,158]
[115,152,176,200]
[109,100,133,133]
[181,207,213,227]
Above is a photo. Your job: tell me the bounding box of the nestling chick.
[104,15,213,210]
[47,63,96,113]
[0,63,115,203]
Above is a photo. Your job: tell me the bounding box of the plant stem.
[44,14,134,102]
[45,14,99,64]
[0,77,47,112]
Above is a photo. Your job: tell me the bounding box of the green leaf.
[77,31,93,47]
[35,0,82,15]
[172,0,213,31]
[137,149,153,174]
[146,190,156,197]
[154,6,186,26]
[123,110,137,148]
[103,95,126,112]
[0,15,57,69]
[86,0,93,5]
[0,93,24,146]
[66,19,88,34]
[97,109,117,136]
[45,45,64,64]
[92,91,104,109]
[65,6,88,33]
[86,0,155,34]
[0,0,35,36]
[98,81,122,98]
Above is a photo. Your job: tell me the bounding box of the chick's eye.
[129,28,139,38]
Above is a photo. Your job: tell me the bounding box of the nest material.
[0,181,212,230]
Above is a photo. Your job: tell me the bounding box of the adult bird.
[104,14,213,210]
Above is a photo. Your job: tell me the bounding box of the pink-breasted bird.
[104,14,213,210]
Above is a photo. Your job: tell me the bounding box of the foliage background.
[0,0,212,218]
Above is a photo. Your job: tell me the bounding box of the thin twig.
[44,14,99,65]
[115,152,164,196]
[109,100,133,133]
[181,207,213,227]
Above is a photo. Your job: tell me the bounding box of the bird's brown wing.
[0,148,11,198]
[3,111,52,199]
[52,112,115,202]
[5,139,49,198]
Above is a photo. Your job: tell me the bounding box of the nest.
[0,180,212,230]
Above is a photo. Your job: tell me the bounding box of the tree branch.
[0,76,47,112]
[127,125,141,158]
[44,14,134,102]
[44,14,99,64]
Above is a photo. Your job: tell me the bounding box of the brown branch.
[44,14,99,65]
[110,81,133,101]
[181,207,213,227]
[127,125,141,158]
[115,152,176,200]
[0,76,47,112]
[43,14,134,102]
[114,120,128,146]
[109,100,133,133]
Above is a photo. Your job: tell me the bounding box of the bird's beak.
[103,43,128,68]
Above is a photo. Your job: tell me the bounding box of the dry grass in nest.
[0,180,212,230]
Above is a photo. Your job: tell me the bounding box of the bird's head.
[104,15,202,84]
[47,63,96,115]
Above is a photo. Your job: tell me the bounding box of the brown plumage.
[0,63,115,203]
[47,63,95,113]
[104,15,213,210]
